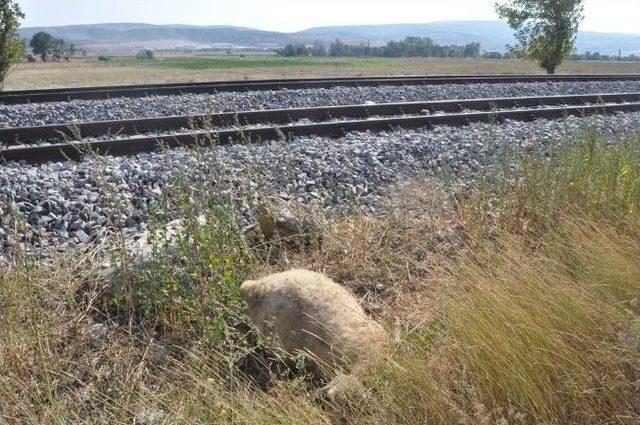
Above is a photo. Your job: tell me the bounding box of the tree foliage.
[0,0,25,91]
[277,43,327,57]
[29,31,72,61]
[29,31,55,61]
[571,51,639,62]
[136,49,155,60]
[496,0,585,74]
[277,37,482,59]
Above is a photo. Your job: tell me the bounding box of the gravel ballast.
[1,111,640,261]
[3,80,640,128]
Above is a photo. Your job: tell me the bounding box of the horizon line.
[19,20,640,37]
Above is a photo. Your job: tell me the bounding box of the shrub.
[109,191,254,349]
[136,49,154,60]
[97,55,111,61]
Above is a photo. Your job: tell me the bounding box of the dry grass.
[252,177,464,325]
[312,215,639,425]
[434,219,639,422]
[1,132,639,424]
[4,54,640,90]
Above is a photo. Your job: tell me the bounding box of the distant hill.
[18,23,290,50]
[298,21,515,50]
[298,21,640,55]
[18,21,640,55]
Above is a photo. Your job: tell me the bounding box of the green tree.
[0,0,25,91]
[496,0,585,74]
[30,31,55,61]
[136,48,154,60]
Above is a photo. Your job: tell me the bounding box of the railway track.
[2,92,640,164]
[3,92,640,146]
[2,74,640,105]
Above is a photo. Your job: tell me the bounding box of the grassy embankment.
[4,54,640,90]
[1,128,639,424]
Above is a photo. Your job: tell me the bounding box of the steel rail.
[3,92,639,145]
[0,74,474,95]
[2,74,640,105]
[3,102,639,164]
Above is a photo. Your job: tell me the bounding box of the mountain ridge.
[18,20,640,55]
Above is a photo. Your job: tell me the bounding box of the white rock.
[241,269,387,377]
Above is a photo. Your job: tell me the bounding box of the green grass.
[465,130,640,237]
[115,55,358,70]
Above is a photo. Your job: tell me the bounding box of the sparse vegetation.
[1,126,639,423]
[5,54,640,91]
[496,0,585,74]
[0,0,25,91]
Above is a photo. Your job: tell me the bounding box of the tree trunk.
[545,65,556,75]
[0,75,4,93]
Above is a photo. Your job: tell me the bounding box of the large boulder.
[241,269,387,377]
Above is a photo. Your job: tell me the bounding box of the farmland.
[4,53,640,90]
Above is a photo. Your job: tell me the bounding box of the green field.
[115,55,356,69]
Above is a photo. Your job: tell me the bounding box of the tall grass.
[1,130,639,423]
[434,219,639,423]
[466,130,640,237]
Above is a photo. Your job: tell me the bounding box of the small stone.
[74,229,91,244]
[69,219,84,231]
[124,217,137,228]
[83,323,108,342]
[134,408,166,425]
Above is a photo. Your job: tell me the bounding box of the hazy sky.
[17,0,640,34]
